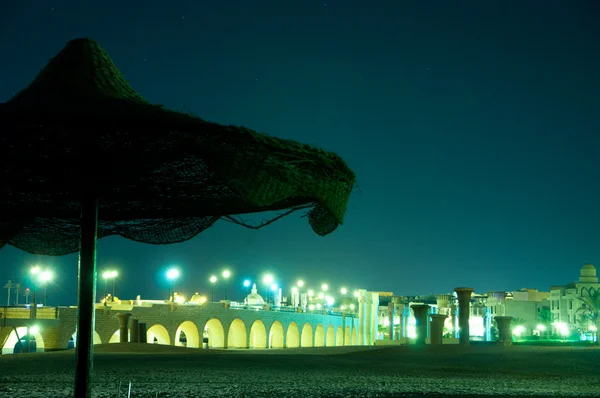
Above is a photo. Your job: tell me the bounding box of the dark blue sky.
[1,1,599,306]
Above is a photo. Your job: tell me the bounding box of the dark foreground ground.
[0,344,599,397]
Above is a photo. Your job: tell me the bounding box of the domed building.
[579,264,598,284]
[244,283,264,306]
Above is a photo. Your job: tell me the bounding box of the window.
[569,300,573,310]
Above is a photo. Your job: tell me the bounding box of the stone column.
[429,314,447,345]
[370,292,380,344]
[387,302,395,340]
[117,313,131,343]
[411,304,430,345]
[130,319,139,343]
[495,316,513,346]
[138,322,147,343]
[358,289,368,345]
[483,307,492,342]
[450,304,458,338]
[454,287,474,345]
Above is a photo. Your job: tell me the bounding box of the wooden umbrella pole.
[74,195,99,398]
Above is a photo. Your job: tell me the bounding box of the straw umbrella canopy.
[0,38,355,397]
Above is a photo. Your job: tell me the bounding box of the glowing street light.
[340,287,347,296]
[166,268,180,302]
[30,266,41,311]
[209,275,218,302]
[102,270,118,303]
[325,296,334,307]
[222,269,231,301]
[39,270,52,306]
[353,290,359,298]
[321,283,328,292]
[297,280,304,288]
[263,274,274,285]
[243,280,251,288]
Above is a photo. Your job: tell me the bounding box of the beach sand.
[0,344,599,397]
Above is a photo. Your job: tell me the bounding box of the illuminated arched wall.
[227,319,247,348]
[301,323,313,347]
[147,324,170,345]
[286,322,300,348]
[344,326,351,345]
[352,328,357,345]
[325,325,335,346]
[249,320,267,348]
[204,318,225,348]
[335,326,344,346]
[1,327,45,354]
[314,324,325,347]
[70,331,102,347]
[269,321,284,348]
[176,321,200,348]
[109,329,130,343]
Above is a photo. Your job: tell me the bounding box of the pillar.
[130,319,139,343]
[483,307,492,342]
[450,304,458,338]
[138,322,147,343]
[495,316,513,346]
[454,287,474,345]
[117,313,131,343]
[411,304,430,345]
[358,289,368,345]
[370,292,379,344]
[429,314,447,345]
[387,302,395,340]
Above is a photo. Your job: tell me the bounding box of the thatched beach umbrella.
[0,38,355,397]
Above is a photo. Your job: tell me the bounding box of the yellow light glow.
[297,280,304,288]
[321,284,328,291]
[340,287,347,295]
[222,270,231,279]
[31,266,40,275]
[536,324,547,332]
[209,275,217,284]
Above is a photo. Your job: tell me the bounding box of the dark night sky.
[1,1,599,306]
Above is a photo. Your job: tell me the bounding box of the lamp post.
[40,270,52,306]
[263,274,274,304]
[166,268,180,302]
[270,283,278,306]
[30,266,40,317]
[222,270,231,301]
[209,275,217,302]
[102,270,118,303]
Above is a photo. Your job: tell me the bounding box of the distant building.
[549,264,599,335]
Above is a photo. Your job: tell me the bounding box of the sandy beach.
[1,344,599,397]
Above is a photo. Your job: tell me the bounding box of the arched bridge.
[1,302,360,354]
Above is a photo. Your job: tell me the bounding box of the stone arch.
[147,324,170,345]
[325,324,335,346]
[204,318,225,348]
[269,321,284,348]
[301,322,313,347]
[108,329,130,343]
[69,330,102,348]
[176,321,200,348]
[352,328,357,345]
[344,326,351,345]
[1,327,45,354]
[335,326,344,346]
[286,322,300,348]
[249,320,267,348]
[315,324,325,347]
[227,318,247,348]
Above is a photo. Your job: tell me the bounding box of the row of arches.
[106,319,357,349]
[1,319,359,354]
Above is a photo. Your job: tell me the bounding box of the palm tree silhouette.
[577,287,600,344]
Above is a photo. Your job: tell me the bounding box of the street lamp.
[297,280,304,288]
[166,268,180,302]
[222,270,231,301]
[40,270,52,306]
[30,266,40,313]
[102,270,118,303]
[340,287,347,296]
[321,283,328,292]
[270,283,278,306]
[263,274,274,303]
[209,275,217,302]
